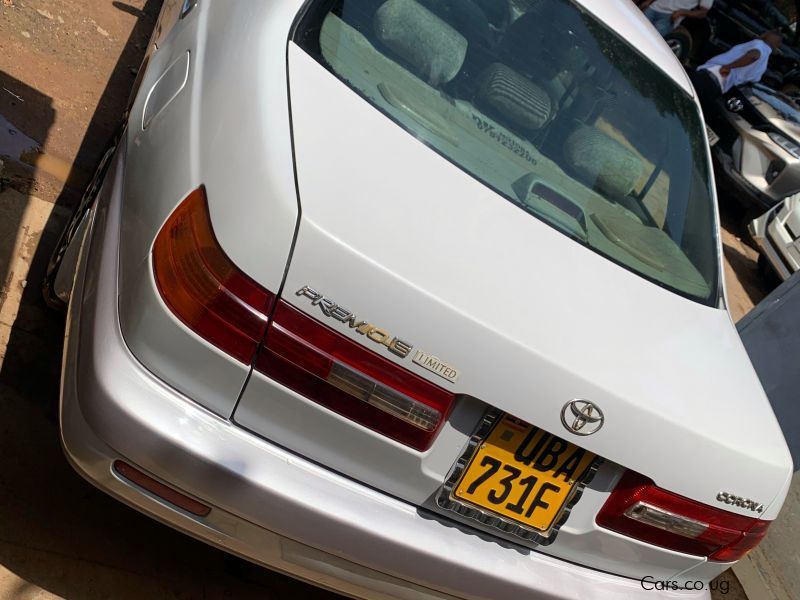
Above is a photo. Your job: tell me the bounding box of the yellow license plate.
[454,415,596,532]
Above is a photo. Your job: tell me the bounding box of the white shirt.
[699,39,773,93]
[649,0,714,14]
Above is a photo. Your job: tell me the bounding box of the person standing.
[639,0,714,37]
[691,31,783,116]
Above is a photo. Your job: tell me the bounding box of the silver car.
[46,1,791,598]
[711,83,800,212]
[749,191,800,280]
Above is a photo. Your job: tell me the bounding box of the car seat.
[562,123,644,200]
[474,62,553,133]
[373,0,469,86]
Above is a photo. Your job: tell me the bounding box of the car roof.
[577,0,695,97]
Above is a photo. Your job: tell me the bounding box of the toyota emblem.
[726,97,744,113]
[561,400,604,436]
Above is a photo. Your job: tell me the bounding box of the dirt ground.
[0,0,776,598]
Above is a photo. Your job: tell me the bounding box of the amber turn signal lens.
[152,187,274,364]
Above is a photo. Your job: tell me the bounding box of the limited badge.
[295,285,460,383]
[412,350,459,383]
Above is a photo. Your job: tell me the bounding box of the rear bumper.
[59,149,709,600]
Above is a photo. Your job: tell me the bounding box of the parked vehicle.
[737,269,800,468]
[707,83,800,212]
[666,1,800,91]
[749,191,800,279]
[48,0,791,598]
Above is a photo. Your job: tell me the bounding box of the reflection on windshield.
[296,0,719,304]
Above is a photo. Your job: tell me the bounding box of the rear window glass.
[294,0,720,304]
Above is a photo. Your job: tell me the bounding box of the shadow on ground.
[0,2,337,597]
[722,242,769,306]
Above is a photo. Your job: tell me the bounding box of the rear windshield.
[294,0,720,304]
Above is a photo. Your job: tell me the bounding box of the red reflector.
[256,301,454,451]
[113,460,211,517]
[710,518,771,562]
[152,187,274,364]
[596,471,769,561]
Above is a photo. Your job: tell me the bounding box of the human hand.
[671,10,685,21]
[720,65,731,77]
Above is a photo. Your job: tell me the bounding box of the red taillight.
[596,471,770,561]
[256,302,454,451]
[153,189,453,450]
[153,188,274,364]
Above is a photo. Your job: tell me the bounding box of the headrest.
[374,0,467,86]
[563,124,644,199]
[475,63,552,131]
[419,0,492,44]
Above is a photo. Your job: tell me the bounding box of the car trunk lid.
[232,44,792,577]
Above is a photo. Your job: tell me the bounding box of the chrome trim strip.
[180,0,198,18]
